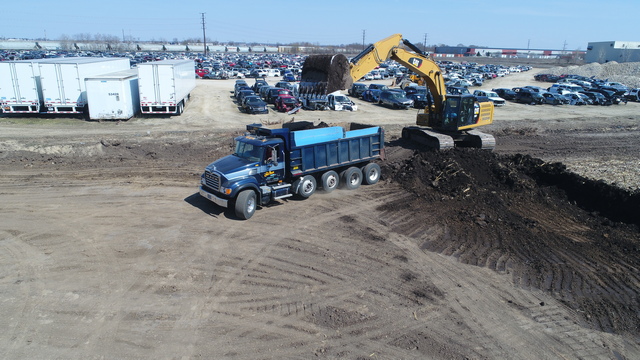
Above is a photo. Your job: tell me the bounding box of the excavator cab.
[441,95,479,131]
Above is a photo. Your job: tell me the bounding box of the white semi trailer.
[137,59,195,115]
[0,59,47,114]
[39,57,130,114]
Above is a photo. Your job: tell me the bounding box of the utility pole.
[424,33,428,52]
[362,29,366,51]
[122,29,125,43]
[527,39,530,50]
[201,12,207,57]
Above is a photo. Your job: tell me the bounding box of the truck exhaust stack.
[300,54,353,96]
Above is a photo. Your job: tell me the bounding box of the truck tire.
[293,175,316,199]
[362,163,381,185]
[321,171,339,192]
[177,102,184,115]
[235,190,257,220]
[341,167,362,190]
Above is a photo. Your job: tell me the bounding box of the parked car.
[378,90,413,109]
[563,93,587,105]
[513,87,544,104]
[236,89,256,103]
[580,91,608,105]
[234,80,249,94]
[327,93,357,111]
[361,89,382,102]
[348,83,368,98]
[404,86,429,108]
[368,83,389,91]
[473,90,505,106]
[492,88,517,100]
[275,94,301,112]
[625,88,640,102]
[251,79,269,92]
[275,81,295,91]
[541,92,566,105]
[242,95,268,114]
[447,86,470,95]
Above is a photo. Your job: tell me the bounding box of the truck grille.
[204,171,221,191]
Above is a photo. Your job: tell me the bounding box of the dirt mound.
[380,145,640,335]
[546,61,640,88]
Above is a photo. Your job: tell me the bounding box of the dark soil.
[379,141,640,335]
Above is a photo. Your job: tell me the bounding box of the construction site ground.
[1,69,639,359]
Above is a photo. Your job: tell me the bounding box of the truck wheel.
[341,167,362,190]
[321,171,339,192]
[293,175,316,199]
[362,163,381,185]
[176,102,184,115]
[235,190,256,220]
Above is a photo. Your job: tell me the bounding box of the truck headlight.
[201,176,206,185]
[220,187,232,195]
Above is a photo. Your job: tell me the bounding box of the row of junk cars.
[230,60,639,115]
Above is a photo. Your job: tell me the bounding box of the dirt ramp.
[380,147,640,335]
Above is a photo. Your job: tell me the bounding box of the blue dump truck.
[199,122,385,219]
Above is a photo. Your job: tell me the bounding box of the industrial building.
[585,41,640,63]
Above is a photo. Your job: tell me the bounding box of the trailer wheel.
[362,163,381,185]
[321,171,339,192]
[293,175,316,199]
[235,190,257,220]
[341,167,362,190]
[176,102,184,115]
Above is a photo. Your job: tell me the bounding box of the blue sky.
[2,0,637,50]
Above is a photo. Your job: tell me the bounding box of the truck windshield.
[234,141,263,162]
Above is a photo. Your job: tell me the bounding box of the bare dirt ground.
[1,69,639,359]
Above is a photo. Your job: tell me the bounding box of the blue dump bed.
[289,126,383,176]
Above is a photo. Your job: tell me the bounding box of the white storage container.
[85,69,139,120]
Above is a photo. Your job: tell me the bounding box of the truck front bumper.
[199,186,229,208]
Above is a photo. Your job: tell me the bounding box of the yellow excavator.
[300,34,495,150]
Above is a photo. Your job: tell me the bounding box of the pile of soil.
[380,145,640,335]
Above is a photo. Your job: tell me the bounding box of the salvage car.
[241,95,268,114]
[348,83,368,98]
[492,88,517,100]
[473,90,506,106]
[378,90,413,109]
[327,93,357,111]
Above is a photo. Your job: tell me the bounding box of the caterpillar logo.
[409,57,423,68]
[264,171,275,177]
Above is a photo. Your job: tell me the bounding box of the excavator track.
[402,127,455,150]
[402,127,496,151]
[465,129,496,150]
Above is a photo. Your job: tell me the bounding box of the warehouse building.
[585,41,640,63]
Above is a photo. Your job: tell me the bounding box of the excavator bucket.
[300,54,353,96]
